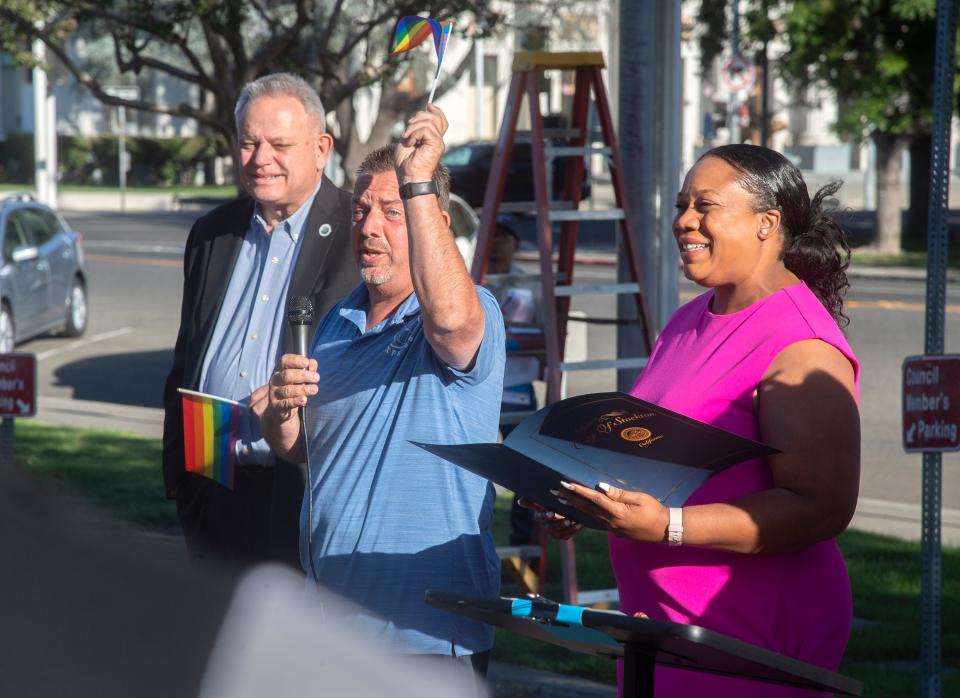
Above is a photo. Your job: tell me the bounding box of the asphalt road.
[20,209,960,543]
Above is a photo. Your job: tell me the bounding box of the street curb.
[515,250,954,282]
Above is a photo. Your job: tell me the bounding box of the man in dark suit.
[162,73,356,569]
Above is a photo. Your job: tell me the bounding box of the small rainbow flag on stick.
[391,15,455,104]
[178,388,245,490]
[392,16,436,55]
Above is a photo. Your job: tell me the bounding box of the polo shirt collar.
[339,284,422,334]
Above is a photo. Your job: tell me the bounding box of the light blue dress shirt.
[199,184,320,465]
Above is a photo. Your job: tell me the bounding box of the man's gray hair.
[235,73,327,133]
[355,145,451,211]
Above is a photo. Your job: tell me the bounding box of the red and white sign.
[903,355,960,452]
[721,53,756,93]
[0,353,36,417]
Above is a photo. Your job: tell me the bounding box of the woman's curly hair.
[702,144,852,327]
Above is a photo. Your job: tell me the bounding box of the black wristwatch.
[399,180,439,200]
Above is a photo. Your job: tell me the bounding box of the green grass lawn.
[14,420,959,695]
[61,184,236,197]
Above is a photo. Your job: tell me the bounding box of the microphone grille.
[287,296,314,324]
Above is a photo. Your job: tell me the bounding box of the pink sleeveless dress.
[612,282,859,697]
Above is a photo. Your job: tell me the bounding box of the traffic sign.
[721,53,756,93]
[903,355,960,452]
[0,353,36,417]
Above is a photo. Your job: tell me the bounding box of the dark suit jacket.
[162,176,356,500]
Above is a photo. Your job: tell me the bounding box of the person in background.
[162,73,356,568]
[261,105,504,683]
[484,214,544,548]
[533,144,860,697]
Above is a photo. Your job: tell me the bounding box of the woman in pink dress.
[537,145,861,696]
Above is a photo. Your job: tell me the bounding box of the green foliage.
[699,0,949,140]
[777,0,943,139]
[0,133,35,182]
[0,133,230,186]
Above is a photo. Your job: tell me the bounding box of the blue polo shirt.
[301,284,505,656]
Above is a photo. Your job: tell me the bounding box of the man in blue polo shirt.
[261,105,504,676]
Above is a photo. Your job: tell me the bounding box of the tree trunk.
[340,95,408,189]
[872,131,909,254]
[333,44,476,189]
[908,133,932,242]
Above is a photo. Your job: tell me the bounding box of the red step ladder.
[472,51,655,604]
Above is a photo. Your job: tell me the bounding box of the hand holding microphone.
[260,297,319,460]
[266,297,318,419]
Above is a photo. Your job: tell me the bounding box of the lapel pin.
[318,223,332,237]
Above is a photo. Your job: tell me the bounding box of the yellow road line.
[86,253,181,268]
[846,299,960,313]
[677,292,960,313]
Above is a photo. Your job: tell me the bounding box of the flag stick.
[177,387,248,409]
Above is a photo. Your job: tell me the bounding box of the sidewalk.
[515,246,959,285]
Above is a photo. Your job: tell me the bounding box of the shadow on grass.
[15,421,176,530]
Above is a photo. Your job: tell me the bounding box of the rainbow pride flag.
[392,16,438,55]
[179,388,243,489]
[432,21,453,73]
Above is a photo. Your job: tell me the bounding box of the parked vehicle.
[0,194,88,352]
[446,192,479,267]
[442,140,592,209]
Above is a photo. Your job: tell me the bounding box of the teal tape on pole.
[556,604,585,626]
[510,599,533,618]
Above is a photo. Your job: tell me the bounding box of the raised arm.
[394,105,485,371]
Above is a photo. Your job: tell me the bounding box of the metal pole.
[32,40,48,204]
[758,43,769,147]
[920,2,956,696]
[46,93,57,209]
[118,106,127,213]
[617,0,654,392]
[1,418,13,467]
[474,37,485,137]
[617,0,680,387]
[728,1,740,144]
[658,0,680,328]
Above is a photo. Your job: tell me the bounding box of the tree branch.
[250,0,311,69]
[37,29,223,131]
[75,3,214,90]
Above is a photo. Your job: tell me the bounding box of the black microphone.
[287,296,314,357]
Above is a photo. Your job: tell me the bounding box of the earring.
[759,228,769,239]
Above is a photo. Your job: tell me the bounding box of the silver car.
[0,195,88,352]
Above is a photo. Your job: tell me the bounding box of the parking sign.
[903,355,960,452]
[0,353,36,417]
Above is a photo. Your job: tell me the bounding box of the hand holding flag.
[178,388,246,490]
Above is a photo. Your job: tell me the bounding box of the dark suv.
[442,140,591,209]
